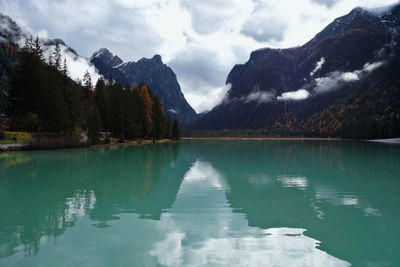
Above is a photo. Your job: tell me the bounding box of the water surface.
[0,140,399,266]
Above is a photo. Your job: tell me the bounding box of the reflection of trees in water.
[0,153,32,169]
[0,143,183,258]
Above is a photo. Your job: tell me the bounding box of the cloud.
[363,61,384,72]
[241,4,288,42]
[39,40,102,84]
[169,46,226,90]
[314,61,385,94]
[277,89,310,101]
[185,84,232,113]
[168,44,231,112]
[311,0,339,8]
[180,0,254,35]
[168,109,179,114]
[310,57,326,76]
[240,88,275,104]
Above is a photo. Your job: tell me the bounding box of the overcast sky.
[0,0,398,112]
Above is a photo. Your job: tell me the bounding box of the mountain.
[0,12,100,92]
[90,49,197,125]
[192,4,400,139]
[0,13,26,111]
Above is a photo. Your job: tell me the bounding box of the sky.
[0,0,398,113]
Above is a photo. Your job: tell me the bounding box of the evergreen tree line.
[5,37,180,143]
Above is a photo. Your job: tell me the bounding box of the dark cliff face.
[90,49,197,125]
[192,4,400,139]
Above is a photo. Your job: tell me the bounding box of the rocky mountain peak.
[151,54,162,63]
[90,48,123,67]
[90,50,197,124]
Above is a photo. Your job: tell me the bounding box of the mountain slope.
[90,49,197,125]
[192,5,400,139]
[0,12,100,86]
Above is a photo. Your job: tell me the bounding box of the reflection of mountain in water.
[149,160,349,266]
[187,140,400,266]
[0,143,186,258]
[0,141,399,266]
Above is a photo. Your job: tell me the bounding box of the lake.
[0,140,399,266]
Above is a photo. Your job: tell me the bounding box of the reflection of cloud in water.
[247,174,273,187]
[149,161,350,267]
[65,190,96,222]
[278,175,309,190]
[363,207,381,217]
[341,196,358,206]
[315,186,381,217]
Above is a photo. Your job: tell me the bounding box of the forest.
[0,38,180,146]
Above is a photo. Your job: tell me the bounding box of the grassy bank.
[0,131,180,152]
[0,131,35,144]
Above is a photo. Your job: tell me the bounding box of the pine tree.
[48,53,54,66]
[82,70,92,102]
[23,36,34,53]
[33,37,44,61]
[165,116,172,139]
[54,43,62,70]
[83,70,92,90]
[151,95,165,140]
[62,58,69,76]
[88,104,103,144]
[139,85,153,138]
[171,119,181,140]
[95,78,109,130]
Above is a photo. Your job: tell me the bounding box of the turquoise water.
[0,140,399,266]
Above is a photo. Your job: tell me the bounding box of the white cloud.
[185,83,232,113]
[311,0,339,8]
[43,44,101,84]
[363,61,385,72]
[241,90,275,104]
[277,89,310,101]
[310,57,326,77]
[241,3,288,42]
[314,60,385,94]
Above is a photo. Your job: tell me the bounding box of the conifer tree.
[48,54,54,66]
[54,43,62,70]
[151,95,165,140]
[83,70,92,90]
[165,116,172,139]
[88,104,103,144]
[62,58,69,76]
[33,37,44,61]
[95,78,109,130]
[23,36,34,53]
[171,119,181,140]
[139,85,153,138]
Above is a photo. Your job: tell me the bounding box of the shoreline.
[90,139,179,149]
[2,137,399,153]
[0,139,180,153]
[182,137,345,141]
